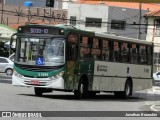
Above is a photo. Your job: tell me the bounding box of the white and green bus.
[11,24,153,98]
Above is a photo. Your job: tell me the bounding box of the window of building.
[0,0,4,3]
[70,16,76,26]
[111,20,126,30]
[85,18,102,28]
[156,20,160,35]
[154,53,160,64]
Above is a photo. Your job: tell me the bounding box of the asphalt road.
[0,74,160,120]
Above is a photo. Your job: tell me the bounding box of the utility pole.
[138,3,142,39]
[1,2,4,24]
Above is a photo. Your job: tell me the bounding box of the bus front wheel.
[34,88,43,96]
[74,78,88,99]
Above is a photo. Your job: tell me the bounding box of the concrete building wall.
[145,17,160,72]
[68,3,147,39]
[108,6,147,40]
[68,3,109,33]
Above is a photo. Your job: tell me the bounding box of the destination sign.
[18,26,64,35]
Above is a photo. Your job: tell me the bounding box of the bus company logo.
[97,64,108,72]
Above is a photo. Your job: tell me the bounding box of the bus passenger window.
[147,47,152,65]
[91,38,101,60]
[130,44,138,64]
[102,40,110,61]
[139,45,147,64]
[121,42,128,62]
[113,41,120,62]
[80,47,90,58]
[80,36,91,58]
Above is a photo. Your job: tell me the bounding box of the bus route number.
[30,28,49,34]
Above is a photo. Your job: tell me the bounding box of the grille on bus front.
[14,63,64,72]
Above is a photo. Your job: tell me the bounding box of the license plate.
[31,80,40,85]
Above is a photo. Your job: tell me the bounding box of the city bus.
[11,24,153,99]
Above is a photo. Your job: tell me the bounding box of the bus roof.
[18,24,153,45]
[95,32,152,45]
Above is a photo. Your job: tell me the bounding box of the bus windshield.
[15,37,65,66]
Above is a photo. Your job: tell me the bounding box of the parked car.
[0,57,13,75]
[153,71,160,86]
[8,53,15,61]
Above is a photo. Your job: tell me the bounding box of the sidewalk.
[150,86,160,112]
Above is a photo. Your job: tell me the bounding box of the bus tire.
[74,78,88,99]
[88,91,96,97]
[34,87,43,96]
[123,80,132,98]
[114,80,132,99]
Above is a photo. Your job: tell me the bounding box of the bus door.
[66,34,78,89]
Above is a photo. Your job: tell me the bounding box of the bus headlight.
[58,71,64,76]
[14,71,23,78]
[49,71,64,80]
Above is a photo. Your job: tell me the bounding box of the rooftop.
[144,9,160,17]
[77,1,160,11]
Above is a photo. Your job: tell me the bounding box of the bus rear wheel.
[114,80,132,99]
[74,78,88,99]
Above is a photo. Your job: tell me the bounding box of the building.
[144,9,160,72]
[67,2,160,40]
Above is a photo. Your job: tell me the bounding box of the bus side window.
[91,38,100,60]
[80,36,91,58]
[102,39,110,61]
[139,45,147,64]
[147,46,152,65]
[130,44,138,64]
[121,42,129,62]
[113,41,120,62]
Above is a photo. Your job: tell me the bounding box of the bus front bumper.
[12,74,64,89]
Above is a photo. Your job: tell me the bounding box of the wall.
[108,6,147,40]
[68,3,109,33]
[68,3,147,39]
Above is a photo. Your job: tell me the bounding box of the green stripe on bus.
[14,65,64,77]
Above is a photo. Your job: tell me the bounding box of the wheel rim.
[80,83,84,95]
[125,83,130,96]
